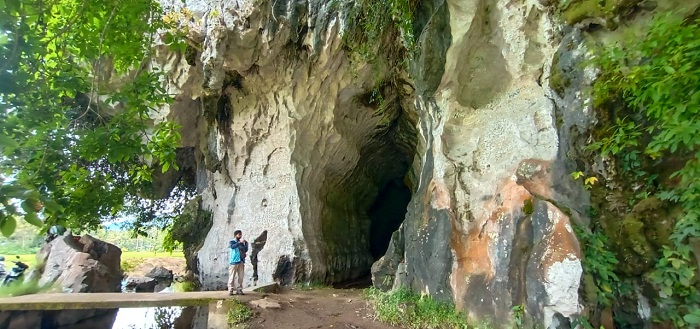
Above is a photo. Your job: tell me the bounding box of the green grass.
[0,280,49,297]
[119,251,184,273]
[226,299,253,327]
[0,254,39,270]
[365,287,471,329]
[121,251,185,259]
[8,251,185,272]
[173,281,196,292]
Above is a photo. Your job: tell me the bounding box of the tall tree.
[0,0,182,236]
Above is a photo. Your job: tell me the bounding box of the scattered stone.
[249,298,282,309]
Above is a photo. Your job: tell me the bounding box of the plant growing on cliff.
[574,226,620,307]
[343,0,418,61]
[0,0,184,234]
[590,12,700,327]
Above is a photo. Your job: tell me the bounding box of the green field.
[3,251,184,271]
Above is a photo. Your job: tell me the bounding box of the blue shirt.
[229,239,249,265]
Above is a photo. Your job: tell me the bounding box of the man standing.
[228,230,249,295]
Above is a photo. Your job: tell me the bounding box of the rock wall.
[158,0,420,289]
[152,0,697,326]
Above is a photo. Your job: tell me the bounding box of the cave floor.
[243,287,398,329]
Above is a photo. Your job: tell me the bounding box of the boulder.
[37,234,122,293]
[145,266,174,280]
[124,277,157,292]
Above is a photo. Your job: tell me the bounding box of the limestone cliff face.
[151,0,676,326]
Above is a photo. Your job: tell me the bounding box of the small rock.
[250,298,282,309]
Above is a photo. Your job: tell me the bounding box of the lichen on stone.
[557,0,646,25]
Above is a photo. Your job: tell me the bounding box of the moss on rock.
[558,0,645,25]
[548,52,570,96]
[595,197,678,275]
[168,196,213,275]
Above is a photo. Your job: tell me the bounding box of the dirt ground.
[244,288,398,329]
[127,257,187,277]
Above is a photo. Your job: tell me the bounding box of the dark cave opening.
[368,177,411,261]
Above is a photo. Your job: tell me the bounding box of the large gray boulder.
[36,233,122,293]
[124,277,158,292]
[145,265,174,280]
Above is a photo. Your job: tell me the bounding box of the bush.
[590,12,700,327]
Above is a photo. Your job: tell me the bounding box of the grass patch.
[173,280,196,292]
[365,287,470,329]
[10,251,185,274]
[121,251,185,259]
[119,251,184,273]
[2,254,38,269]
[226,299,253,327]
[0,280,49,297]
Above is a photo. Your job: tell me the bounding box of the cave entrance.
[368,177,411,261]
[323,92,417,288]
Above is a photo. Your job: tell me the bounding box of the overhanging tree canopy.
[0,0,184,236]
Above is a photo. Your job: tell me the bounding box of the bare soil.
[127,257,187,277]
[246,288,399,329]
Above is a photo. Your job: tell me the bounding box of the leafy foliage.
[342,0,418,113]
[162,196,212,254]
[343,0,417,62]
[590,12,700,327]
[574,226,620,307]
[0,0,184,234]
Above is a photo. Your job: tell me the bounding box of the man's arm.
[229,240,239,249]
[241,241,249,252]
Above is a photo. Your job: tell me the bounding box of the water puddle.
[112,300,235,329]
[0,301,233,329]
[112,305,201,329]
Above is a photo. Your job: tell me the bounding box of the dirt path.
[245,288,398,329]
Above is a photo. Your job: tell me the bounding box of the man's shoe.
[236,290,245,295]
[228,291,235,296]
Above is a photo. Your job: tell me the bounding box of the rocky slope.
[151,0,700,327]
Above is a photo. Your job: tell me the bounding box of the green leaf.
[0,216,17,237]
[684,313,700,324]
[24,211,42,227]
[0,133,19,149]
[20,200,36,214]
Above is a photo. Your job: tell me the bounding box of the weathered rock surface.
[0,309,117,329]
[150,0,699,326]
[124,276,158,292]
[36,234,122,293]
[145,266,174,280]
